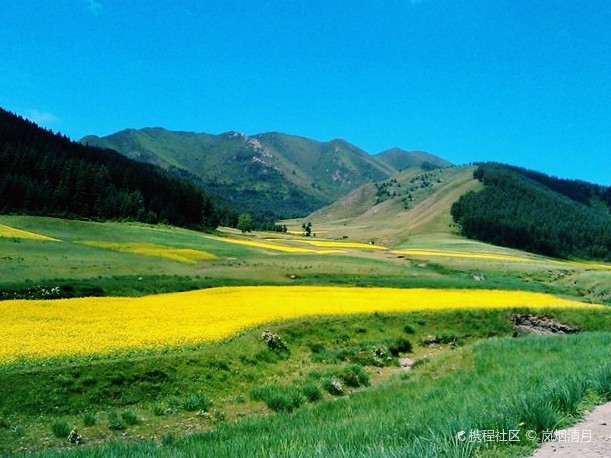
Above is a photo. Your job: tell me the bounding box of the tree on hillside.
[302,221,312,237]
[237,213,253,233]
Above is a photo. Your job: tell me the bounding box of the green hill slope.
[375,148,453,171]
[297,166,479,246]
[81,129,451,219]
[451,163,611,261]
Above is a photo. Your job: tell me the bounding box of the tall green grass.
[14,331,611,457]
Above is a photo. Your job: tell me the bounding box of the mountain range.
[1,106,609,261]
[81,129,451,218]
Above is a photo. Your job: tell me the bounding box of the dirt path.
[530,401,611,457]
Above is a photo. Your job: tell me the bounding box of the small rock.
[399,357,415,371]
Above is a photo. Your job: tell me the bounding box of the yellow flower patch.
[78,241,217,263]
[552,260,611,271]
[394,248,611,270]
[0,286,601,365]
[294,240,388,250]
[202,235,343,254]
[0,223,59,242]
[394,248,532,262]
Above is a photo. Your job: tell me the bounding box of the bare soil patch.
[512,314,580,336]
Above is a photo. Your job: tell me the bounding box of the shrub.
[388,337,413,356]
[308,342,326,354]
[182,392,211,412]
[165,396,182,410]
[302,384,322,402]
[122,410,140,425]
[262,331,290,353]
[250,384,304,413]
[51,420,71,438]
[152,401,168,416]
[83,412,96,427]
[267,392,303,413]
[403,324,416,334]
[323,378,344,396]
[12,425,25,438]
[107,411,124,431]
[339,364,370,387]
[212,410,226,422]
[67,429,82,444]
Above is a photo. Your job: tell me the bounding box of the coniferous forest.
[0,108,223,229]
[451,163,611,261]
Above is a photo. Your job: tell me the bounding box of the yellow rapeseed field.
[0,223,59,242]
[294,240,388,250]
[552,259,611,271]
[78,241,217,263]
[0,287,601,365]
[202,235,343,254]
[394,248,611,270]
[394,249,533,262]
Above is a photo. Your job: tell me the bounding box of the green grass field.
[1,215,608,304]
[0,214,610,456]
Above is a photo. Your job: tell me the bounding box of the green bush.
[403,324,416,334]
[261,331,290,353]
[107,411,124,431]
[250,384,304,412]
[152,402,168,416]
[388,337,413,356]
[122,410,140,425]
[181,392,211,412]
[165,396,182,410]
[12,425,25,438]
[67,429,82,444]
[302,384,322,402]
[83,412,96,427]
[339,364,370,387]
[322,378,344,396]
[308,342,326,354]
[51,420,71,439]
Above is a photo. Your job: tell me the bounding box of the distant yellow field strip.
[395,249,544,262]
[394,248,611,269]
[0,287,601,365]
[78,241,217,263]
[551,260,611,271]
[0,223,59,242]
[292,239,388,250]
[202,235,344,254]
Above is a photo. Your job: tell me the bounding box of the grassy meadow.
[0,214,610,456]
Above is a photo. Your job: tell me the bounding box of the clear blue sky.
[2,0,610,184]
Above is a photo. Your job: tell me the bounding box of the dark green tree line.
[0,108,221,229]
[451,163,611,261]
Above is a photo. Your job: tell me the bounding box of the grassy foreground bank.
[1,308,610,456]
